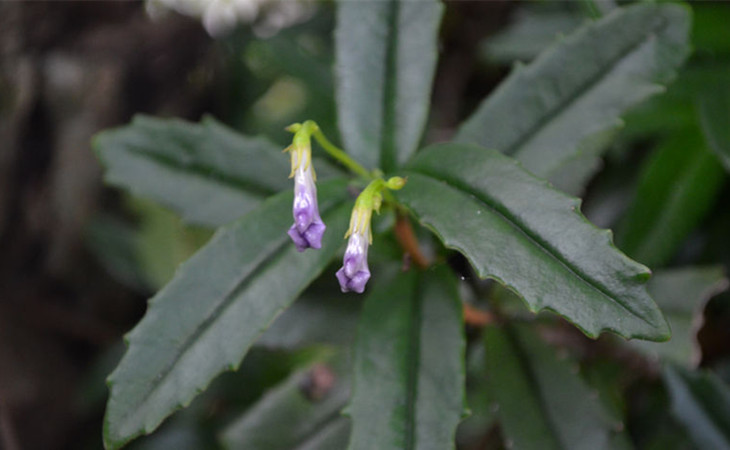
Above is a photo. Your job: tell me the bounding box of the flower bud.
[285,124,325,252]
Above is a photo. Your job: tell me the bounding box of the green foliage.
[346,266,465,450]
[103,181,350,449]
[335,0,443,171]
[664,366,730,450]
[616,131,725,268]
[698,76,730,172]
[220,356,351,450]
[632,266,728,366]
[91,1,730,449]
[456,3,690,193]
[398,143,668,340]
[94,115,289,227]
[482,325,624,450]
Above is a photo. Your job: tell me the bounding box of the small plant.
[94,1,730,449]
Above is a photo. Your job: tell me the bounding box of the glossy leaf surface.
[483,325,620,450]
[397,143,668,340]
[346,266,465,450]
[335,0,443,171]
[456,3,690,186]
[103,179,351,449]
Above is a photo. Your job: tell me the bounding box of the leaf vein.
[408,170,651,326]
[501,15,669,158]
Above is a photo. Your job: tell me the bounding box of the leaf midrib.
[111,142,281,198]
[117,237,291,424]
[406,169,652,327]
[112,200,345,429]
[500,14,670,159]
[380,0,400,173]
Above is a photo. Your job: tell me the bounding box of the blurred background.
[1,1,729,449]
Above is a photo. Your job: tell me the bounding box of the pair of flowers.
[284,122,404,294]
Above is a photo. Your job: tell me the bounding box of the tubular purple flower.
[285,126,325,252]
[336,206,372,293]
[335,177,406,294]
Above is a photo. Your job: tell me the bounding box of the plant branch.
[311,126,372,179]
[394,214,430,269]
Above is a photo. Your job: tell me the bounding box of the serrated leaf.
[483,324,621,450]
[335,0,443,171]
[664,365,730,450]
[103,179,351,450]
[396,143,668,340]
[94,115,289,227]
[456,3,690,187]
[616,131,725,268]
[698,75,730,172]
[633,267,729,366]
[220,357,351,450]
[346,266,466,450]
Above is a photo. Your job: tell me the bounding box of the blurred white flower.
[146,0,313,38]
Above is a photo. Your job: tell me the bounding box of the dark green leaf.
[255,289,360,349]
[335,0,443,171]
[220,357,351,450]
[698,75,730,172]
[483,325,621,450]
[616,131,725,268]
[397,143,668,340]
[103,179,351,450]
[94,115,289,227]
[456,3,690,187]
[346,266,466,450]
[482,7,583,63]
[633,267,728,366]
[664,365,730,450]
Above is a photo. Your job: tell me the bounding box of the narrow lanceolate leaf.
[633,267,728,366]
[346,266,466,450]
[483,325,621,450]
[664,365,730,450]
[616,132,725,268]
[103,179,351,450]
[94,115,289,227]
[698,76,730,172]
[397,143,669,340]
[335,0,443,171]
[220,357,351,450]
[455,3,690,187]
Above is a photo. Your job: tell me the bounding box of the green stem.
[307,122,372,179]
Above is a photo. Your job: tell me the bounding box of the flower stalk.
[336,176,406,293]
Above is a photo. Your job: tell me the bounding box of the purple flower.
[286,140,325,252]
[336,203,373,293]
[336,230,371,293]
